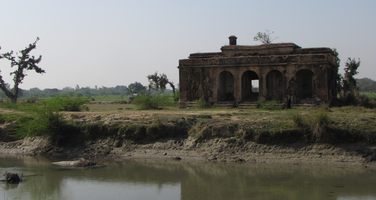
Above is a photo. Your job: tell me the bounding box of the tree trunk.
[0,83,17,103]
[168,82,176,95]
[10,96,17,103]
[168,82,177,101]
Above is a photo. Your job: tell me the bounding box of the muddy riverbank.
[1,107,376,166]
[1,135,375,167]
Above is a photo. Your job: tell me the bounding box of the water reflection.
[60,180,179,200]
[0,156,376,200]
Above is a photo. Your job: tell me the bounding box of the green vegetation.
[43,96,90,111]
[0,96,89,139]
[91,95,129,102]
[357,78,376,92]
[0,93,376,146]
[195,97,211,108]
[292,111,331,142]
[132,94,176,110]
[253,30,276,44]
[362,92,376,100]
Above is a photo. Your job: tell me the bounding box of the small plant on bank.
[292,113,308,130]
[311,111,331,142]
[292,111,332,143]
[196,97,211,108]
[0,96,89,139]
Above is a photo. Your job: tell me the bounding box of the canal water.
[0,156,376,200]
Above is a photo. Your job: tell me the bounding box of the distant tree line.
[0,80,178,100]
[0,83,147,100]
[357,78,376,92]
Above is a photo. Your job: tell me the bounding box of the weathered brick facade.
[179,36,338,105]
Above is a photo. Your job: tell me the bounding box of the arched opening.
[241,71,259,101]
[266,70,284,101]
[296,69,314,100]
[218,71,234,101]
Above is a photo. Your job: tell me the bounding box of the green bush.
[0,110,61,138]
[357,95,376,109]
[0,96,88,139]
[132,94,175,109]
[43,96,90,111]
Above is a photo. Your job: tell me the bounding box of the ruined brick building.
[178,36,338,105]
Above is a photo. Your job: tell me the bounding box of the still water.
[0,156,376,200]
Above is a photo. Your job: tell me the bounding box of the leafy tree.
[0,38,45,103]
[332,49,343,95]
[147,72,175,95]
[147,72,160,90]
[128,82,146,95]
[343,57,361,94]
[253,30,276,44]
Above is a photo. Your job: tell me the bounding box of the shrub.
[293,111,331,143]
[357,95,376,109]
[341,92,358,106]
[173,90,180,102]
[311,111,331,142]
[291,111,332,143]
[43,96,90,111]
[0,96,88,139]
[132,94,175,109]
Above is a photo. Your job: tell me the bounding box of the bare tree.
[0,38,45,103]
[253,30,276,44]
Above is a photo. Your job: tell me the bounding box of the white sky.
[0,0,375,89]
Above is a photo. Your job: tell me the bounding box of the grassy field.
[1,94,376,145]
[58,105,376,144]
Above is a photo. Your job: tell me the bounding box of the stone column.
[234,68,242,102]
[259,69,267,100]
[178,67,188,107]
[212,68,219,103]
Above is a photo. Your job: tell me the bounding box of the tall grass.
[0,96,89,138]
[292,111,331,143]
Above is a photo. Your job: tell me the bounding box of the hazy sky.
[0,0,375,89]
